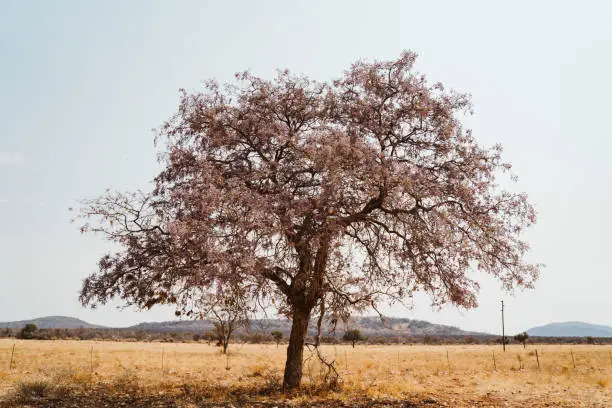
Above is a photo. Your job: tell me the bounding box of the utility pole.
[501,300,506,352]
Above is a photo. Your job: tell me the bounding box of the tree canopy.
[343,329,365,348]
[514,331,529,348]
[77,51,540,389]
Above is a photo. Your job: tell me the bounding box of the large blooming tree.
[77,51,540,390]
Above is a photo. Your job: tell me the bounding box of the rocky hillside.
[130,316,489,338]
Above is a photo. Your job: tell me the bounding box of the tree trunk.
[282,309,310,390]
[352,340,355,348]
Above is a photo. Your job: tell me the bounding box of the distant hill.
[129,316,490,338]
[3,316,611,339]
[0,315,490,337]
[527,322,612,337]
[0,316,107,329]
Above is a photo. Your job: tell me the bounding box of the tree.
[203,291,248,354]
[514,332,529,348]
[18,323,38,340]
[76,51,540,390]
[343,329,364,348]
[271,330,283,348]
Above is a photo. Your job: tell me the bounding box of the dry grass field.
[0,339,610,407]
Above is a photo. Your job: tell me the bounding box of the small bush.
[261,371,282,394]
[110,370,140,394]
[320,335,340,344]
[15,380,50,400]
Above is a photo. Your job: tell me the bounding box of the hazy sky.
[1,1,610,335]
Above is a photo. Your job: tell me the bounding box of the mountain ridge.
[4,316,610,338]
[0,315,489,337]
[526,321,612,337]
[129,315,490,337]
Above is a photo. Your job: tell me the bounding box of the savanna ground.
[0,339,609,407]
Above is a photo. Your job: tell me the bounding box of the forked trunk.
[282,309,310,390]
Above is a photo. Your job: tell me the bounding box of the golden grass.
[0,339,610,407]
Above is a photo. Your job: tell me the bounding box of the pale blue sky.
[1,1,610,334]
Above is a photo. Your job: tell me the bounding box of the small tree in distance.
[204,291,248,354]
[514,332,529,348]
[76,51,541,390]
[343,329,364,348]
[271,330,283,348]
[18,323,38,340]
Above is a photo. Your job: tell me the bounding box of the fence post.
[571,350,576,369]
[535,349,540,370]
[8,343,16,371]
[345,350,348,371]
[492,351,497,371]
[90,346,94,375]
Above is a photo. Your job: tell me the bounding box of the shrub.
[15,380,50,400]
[320,335,339,344]
[17,324,38,340]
